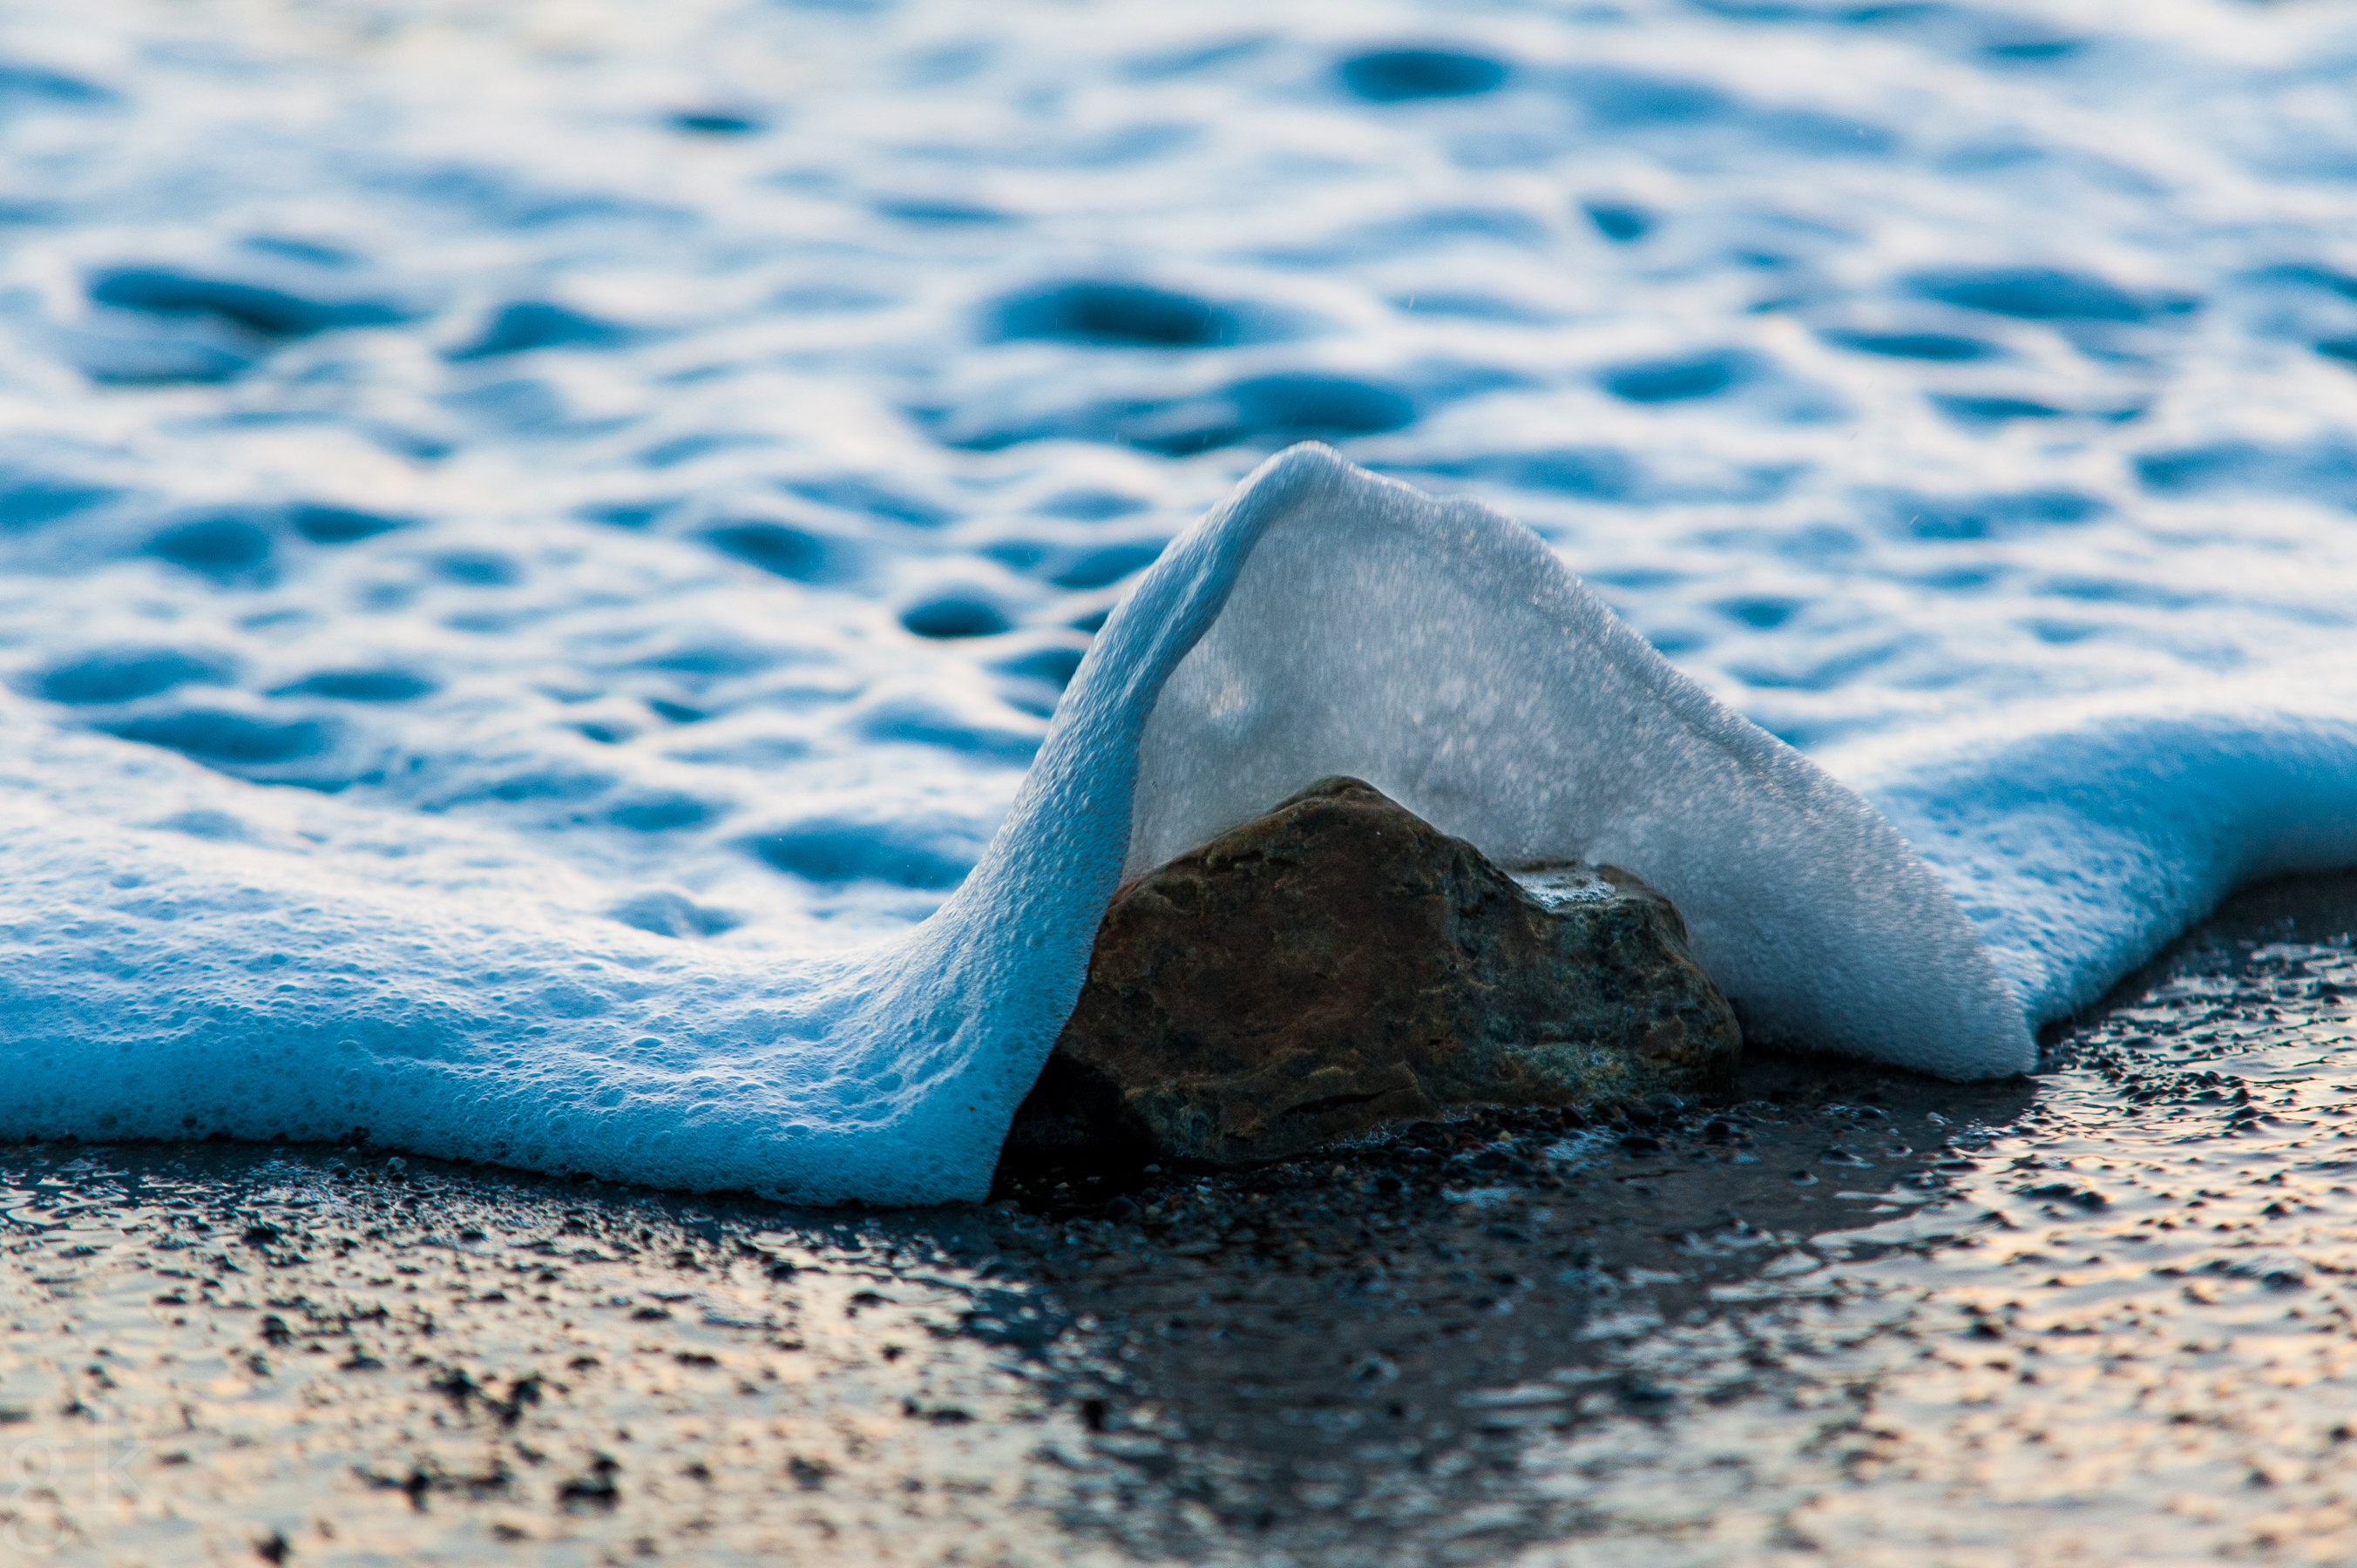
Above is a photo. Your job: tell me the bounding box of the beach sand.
[7,872,2357,1565]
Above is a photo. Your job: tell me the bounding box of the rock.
[1005,776,1739,1167]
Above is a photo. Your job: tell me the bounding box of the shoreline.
[7,871,2357,1564]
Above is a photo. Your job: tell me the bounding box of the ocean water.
[3,0,2356,1201]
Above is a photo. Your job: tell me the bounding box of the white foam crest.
[1127,447,2031,1078]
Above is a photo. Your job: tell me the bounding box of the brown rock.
[1006,776,1739,1166]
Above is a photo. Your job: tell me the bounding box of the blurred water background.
[1,0,2354,1042]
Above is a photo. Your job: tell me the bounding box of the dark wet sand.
[9,875,2357,1565]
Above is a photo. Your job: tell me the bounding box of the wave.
[6,445,2353,1203]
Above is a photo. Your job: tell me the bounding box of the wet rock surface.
[1010,776,1740,1166]
[10,871,2357,1565]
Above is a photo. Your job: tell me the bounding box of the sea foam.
[1831,685,2357,1026]
[0,449,2097,1201]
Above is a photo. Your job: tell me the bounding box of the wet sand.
[7,875,2357,1565]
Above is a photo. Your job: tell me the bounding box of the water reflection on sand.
[1513,880,2357,1567]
